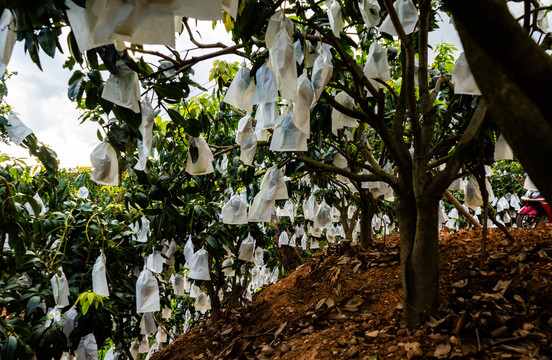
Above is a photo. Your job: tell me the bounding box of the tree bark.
[444,0,552,204]
[396,194,417,327]
[406,196,441,327]
[359,189,376,249]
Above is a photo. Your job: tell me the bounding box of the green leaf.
[154,83,184,102]
[67,31,83,65]
[25,295,41,318]
[38,29,56,58]
[190,145,199,163]
[82,301,90,315]
[2,335,17,360]
[167,108,186,127]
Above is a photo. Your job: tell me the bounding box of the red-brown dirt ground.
[152,227,552,360]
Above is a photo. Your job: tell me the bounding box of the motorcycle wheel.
[516,213,540,228]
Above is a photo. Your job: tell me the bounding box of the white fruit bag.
[314,200,333,228]
[130,339,140,360]
[51,268,70,307]
[5,112,33,146]
[222,257,235,276]
[162,305,171,319]
[311,46,334,103]
[92,251,109,297]
[464,176,494,209]
[156,328,167,344]
[170,274,185,295]
[187,248,211,281]
[510,193,521,211]
[294,40,304,65]
[304,194,318,220]
[301,233,308,250]
[328,0,343,37]
[101,62,141,113]
[65,0,105,52]
[61,306,77,338]
[497,196,509,212]
[332,92,357,135]
[248,193,276,222]
[111,2,177,47]
[293,70,315,135]
[195,292,212,311]
[77,186,89,199]
[90,141,119,186]
[138,336,149,353]
[379,0,418,36]
[131,216,150,243]
[278,231,289,247]
[173,0,223,20]
[135,99,155,171]
[269,28,298,101]
[238,234,255,262]
[0,9,16,73]
[289,234,297,247]
[184,236,195,268]
[270,110,308,152]
[76,333,98,360]
[524,175,537,190]
[103,348,116,360]
[254,247,264,267]
[139,312,157,335]
[360,0,381,28]
[222,0,239,19]
[310,238,320,249]
[240,128,257,166]
[265,11,294,49]
[222,194,248,224]
[363,42,391,94]
[494,134,514,161]
[284,200,296,222]
[186,136,214,175]
[146,250,165,274]
[255,102,279,130]
[136,269,160,313]
[452,52,481,96]
[223,65,255,112]
[250,63,279,105]
[25,193,47,217]
[259,166,288,200]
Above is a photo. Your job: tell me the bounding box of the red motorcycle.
[516,190,552,228]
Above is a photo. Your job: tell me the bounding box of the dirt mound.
[152,228,552,360]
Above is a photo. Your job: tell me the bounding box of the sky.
[2,6,531,169]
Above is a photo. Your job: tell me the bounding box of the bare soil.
[152,227,552,360]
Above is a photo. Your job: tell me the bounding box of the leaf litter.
[152,227,552,359]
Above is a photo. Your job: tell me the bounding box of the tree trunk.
[410,197,440,326]
[398,194,441,328]
[359,189,376,249]
[396,194,416,327]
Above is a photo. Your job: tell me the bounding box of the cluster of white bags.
[90,141,119,186]
[186,136,215,175]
